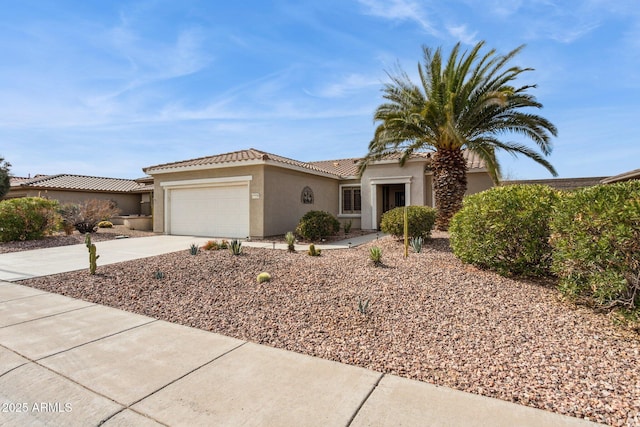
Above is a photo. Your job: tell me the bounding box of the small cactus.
[308,244,321,256]
[257,272,271,283]
[85,234,99,275]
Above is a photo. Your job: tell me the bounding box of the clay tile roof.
[308,158,362,177]
[600,168,640,184]
[15,174,147,193]
[346,150,486,170]
[143,148,343,177]
[143,148,487,178]
[462,150,486,170]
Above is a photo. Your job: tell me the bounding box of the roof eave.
[144,158,341,180]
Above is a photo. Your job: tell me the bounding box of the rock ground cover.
[16,232,640,426]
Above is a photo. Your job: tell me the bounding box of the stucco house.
[143,148,493,238]
[6,174,154,228]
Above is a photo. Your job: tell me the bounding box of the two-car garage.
[161,177,251,238]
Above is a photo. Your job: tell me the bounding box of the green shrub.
[97,220,113,228]
[380,206,436,239]
[295,210,340,241]
[0,197,60,242]
[550,181,640,309]
[449,185,559,276]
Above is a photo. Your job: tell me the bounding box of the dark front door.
[382,185,405,213]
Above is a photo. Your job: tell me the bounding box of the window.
[342,186,361,214]
[301,186,314,204]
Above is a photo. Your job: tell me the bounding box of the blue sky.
[1,0,638,180]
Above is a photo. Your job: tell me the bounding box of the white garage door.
[168,184,250,238]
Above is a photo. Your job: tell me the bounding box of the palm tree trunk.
[432,149,467,230]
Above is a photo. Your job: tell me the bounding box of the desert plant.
[189,243,199,255]
[410,236,423,253]
[550,181,640,310]
[295,210,340,241]
[84,234,99,275]
[380,206,436,239]
[219,239,230,249]
[97,220,113,228]
[202,240,220,251]
[257,272,271,283]
[369,246,383,266]
[285,231,296,252]
[59,199,120,233]
[229,239,242,255]
[154,270,165,280]
[308,244,321,256]
[343,220,352,235]
[358,298,370,315]
[0,197,60,242]
[450,184,559,277]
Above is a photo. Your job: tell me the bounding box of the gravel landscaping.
[15,232,640,426]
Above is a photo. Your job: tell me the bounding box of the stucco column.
[370,183,377,230]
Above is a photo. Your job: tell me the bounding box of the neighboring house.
[142,148,493,238]
[6,174,153,216]
[600,168,640,184]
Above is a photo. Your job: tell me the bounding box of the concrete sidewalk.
[0,234,383,282]
[0,282,599,426]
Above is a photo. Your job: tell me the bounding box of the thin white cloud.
[305,73,381,98]
[357,0,439,36]
[446,24,478,45]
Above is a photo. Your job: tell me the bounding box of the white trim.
[162,176,252,236]
[368,176,413,227]
[161,176,253,189]
[369,176,412,185]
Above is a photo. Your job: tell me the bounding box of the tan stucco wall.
[465,171,494,195]
[5,189,142,215]
[263,166,339,237]
[150,165,265,236]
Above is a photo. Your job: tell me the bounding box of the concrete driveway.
[0,235,212,281]
[0,233,383,282]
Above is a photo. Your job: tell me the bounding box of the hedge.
[550,181,640,309]
[0,197,60,242]
[380,206,436,239]
[449,185,559,276]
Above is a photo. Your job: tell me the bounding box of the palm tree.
[359,41,557,230]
